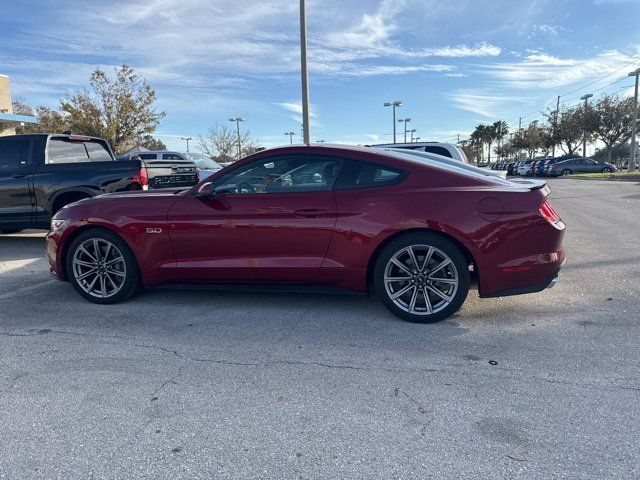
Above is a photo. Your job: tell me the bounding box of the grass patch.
[570,172,640,182]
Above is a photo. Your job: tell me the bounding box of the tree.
[492,120,509,160]
[61,64,165,154]
[137,135,167,151]
[591,95,634,162]
[555,107,584,155]
[12,98,69,134]
[198,123,259,162]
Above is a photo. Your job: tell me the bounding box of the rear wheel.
[65,229,141,304]
[374,233,470,323]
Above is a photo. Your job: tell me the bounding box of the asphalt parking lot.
[0,178,638,479]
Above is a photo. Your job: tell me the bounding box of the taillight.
[195,168,200,183]
[540,200,563,228]
[139,166,149,190]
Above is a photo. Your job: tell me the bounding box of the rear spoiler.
[509,179,550,195]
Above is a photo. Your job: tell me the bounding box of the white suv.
[371,142,469,164]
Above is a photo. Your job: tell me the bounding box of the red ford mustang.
[46,145,565,323]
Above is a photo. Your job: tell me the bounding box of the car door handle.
[294,208,329,218]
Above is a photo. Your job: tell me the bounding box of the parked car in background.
[116,150,199,189]
[547,157,617,176]
[518,159,535,176]
[0,134,147,233]
[534,158,551,176]
[370,142,469,164]
[379,148,508,179]
[506,162,517,176]
[47,144,565,324]
[185,153,223,180]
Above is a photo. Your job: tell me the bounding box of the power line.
[557,54,640,98]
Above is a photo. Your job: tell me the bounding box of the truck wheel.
[374,232,470,323]
[65,229,141,304]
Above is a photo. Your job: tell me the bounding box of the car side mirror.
[195,182,215,199]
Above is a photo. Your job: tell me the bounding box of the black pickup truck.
[0,134,198,233]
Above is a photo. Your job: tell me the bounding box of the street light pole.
[180,136,193,153]
[580,93,593,158]
[384,101,402,143]
[398,118,412,143]
[299,0,311,145]
[410,129,417,142]
[229,117,245,161]
[628,68,640,172]
[285,132,295,144]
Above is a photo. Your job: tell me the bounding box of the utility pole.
[551,95,560,158]
[229,117,245,161]
[299,0,311,145]
[181,136,193,153]
[518,116,522,160]
[410,129,417,142]
[580,93,593,158]
[384,101,403,143]
[398,118,412,143]
[629,68,640,172]
[284,132,295,144]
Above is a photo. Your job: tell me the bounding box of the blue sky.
[2,0,640,152]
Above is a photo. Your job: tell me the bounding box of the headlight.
[50,219,68,232]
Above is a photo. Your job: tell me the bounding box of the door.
[0,137,33,229]
[168,154,342,283]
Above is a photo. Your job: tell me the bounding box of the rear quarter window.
[335,160,405,190]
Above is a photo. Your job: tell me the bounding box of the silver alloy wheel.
[72,238,127,298]
[384,244,459,316]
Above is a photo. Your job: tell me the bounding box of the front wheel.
[374,233,470,323]
[561,169,572,176]
[65,229,141,304]
[602,167,612,173]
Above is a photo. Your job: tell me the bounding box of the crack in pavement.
[2,330,639,395]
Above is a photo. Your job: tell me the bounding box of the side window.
[422,146,453,158]
[0,138,30,170]
[162,153,186,160]
[47,139,89,164]
[139,154,158,160]
[85,142,113,162]
[335,160,404,190]
[213,156,342,195]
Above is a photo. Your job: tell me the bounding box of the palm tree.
[492,121,509,160]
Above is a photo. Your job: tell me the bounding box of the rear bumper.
[479,248,565,298]
[482,269,561,298]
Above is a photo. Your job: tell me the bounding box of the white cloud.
[448,89,528,118]
[484,49,640,90]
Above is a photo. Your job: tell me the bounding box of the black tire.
[602,168,612,174]
[65,228,141,304]
[374,232,470,323]
[0,228,24,234]
[561,169,572,176]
